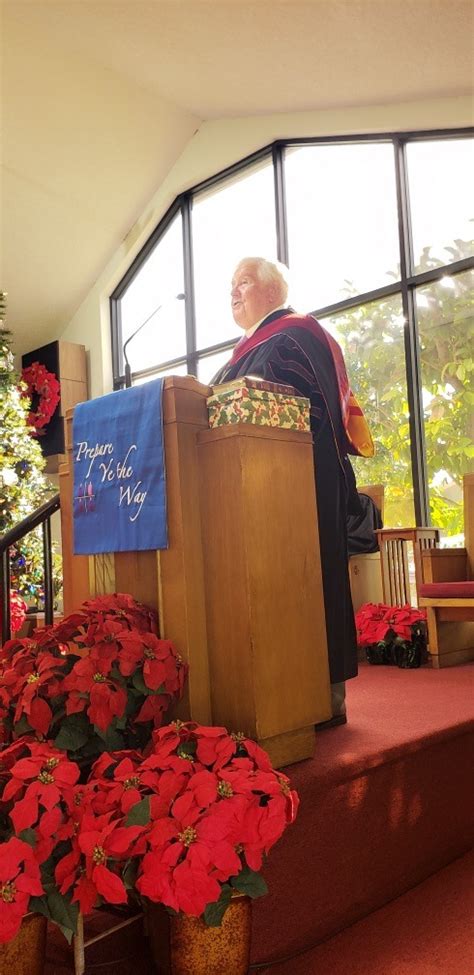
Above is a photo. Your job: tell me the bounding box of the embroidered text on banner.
[73,380,168,554]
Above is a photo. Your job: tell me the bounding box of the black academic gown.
[212,308,359,684]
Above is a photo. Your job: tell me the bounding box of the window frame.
[110,127,474,525]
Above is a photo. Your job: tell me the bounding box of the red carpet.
[252,849,474,974]
[251,662,474,965]
[43,663,474,972]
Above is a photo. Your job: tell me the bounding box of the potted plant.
[355,602,428,668]
[0,595,299,974]
[54,721,299,974]
[0,593,186,761]
[0,736,82,970]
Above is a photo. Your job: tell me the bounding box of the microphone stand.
[122,294,185,388]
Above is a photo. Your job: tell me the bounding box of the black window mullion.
[311,280,403,320]
[272,144,289,266]
[182,193,197,377]
[110,296,124,389]
[394,137,430,527]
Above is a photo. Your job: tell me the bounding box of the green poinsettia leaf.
[122,858,139,889]
[125,796,150,827]
[19,827,37,848]
[203,885,233,926]
[14,714,33,736]
[132,672,149,695]
[54,714,90,751]
[94,724,125,750]
[132,672,165,696]
[46,890,79,942]
[231,866,268,899]
[28,895,51,920]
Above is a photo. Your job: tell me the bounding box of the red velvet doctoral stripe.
[230,312,374,456]
[230,314,352,420]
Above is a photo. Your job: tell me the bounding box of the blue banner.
[73,380,168,554]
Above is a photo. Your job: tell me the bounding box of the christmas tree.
[0,291,59,607]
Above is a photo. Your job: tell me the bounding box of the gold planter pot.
[147,895,251,975]
[0,913,47,975]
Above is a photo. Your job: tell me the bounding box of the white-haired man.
[212,257,374,726]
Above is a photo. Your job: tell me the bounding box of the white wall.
[60,95,473,398]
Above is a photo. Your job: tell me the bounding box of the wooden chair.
[375,526,439,607]
[419,473,474,668]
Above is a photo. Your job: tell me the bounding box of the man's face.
[230,263,278,331]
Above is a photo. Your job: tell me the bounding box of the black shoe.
[315,713,347,731]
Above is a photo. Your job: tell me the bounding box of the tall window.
[320,295,414,528]
[119,213,186,380]
[406,139,474,273]
[416,269,474,534]
[111,130,474,534]
[285,143,400,310]
[192,159,277,352]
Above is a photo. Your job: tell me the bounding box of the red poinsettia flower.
[0,736,34,775]
[127,722,299,917]
[76,594,158,637]
[134,693,172,727]
[0,636,39,670]
[2,742,80,835]
[56,810,145,913]
[78,618,129,666]
[190,725,235,770]
[135,789,240,916]
[0,837,44,944]
[110,630,145,676]
[11,651,64,735]
[63,656,127,731]
[137,844,222,917]
[90,755,145,816]
[0,637,72,739]
[136,787,249,914]
[355,602,426,647]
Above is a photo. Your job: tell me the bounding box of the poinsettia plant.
[0,596,299,946]
[0,737,82,943]
[0,594,187,761]
[355,602,428,668]
[53,721,299,930]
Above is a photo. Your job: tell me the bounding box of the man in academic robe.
[212,256,374,725]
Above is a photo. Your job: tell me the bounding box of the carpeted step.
[252,849,474,974]
[251,663,474,966]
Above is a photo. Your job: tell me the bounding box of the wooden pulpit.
[60,377,213,725]
[60,376,331,767]
[197,423,331,766]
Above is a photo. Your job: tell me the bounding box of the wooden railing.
[0,493,60,644]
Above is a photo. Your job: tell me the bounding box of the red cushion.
[419,581,474,599]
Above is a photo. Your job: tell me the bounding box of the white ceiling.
[1,0,473,355]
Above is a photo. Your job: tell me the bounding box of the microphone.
[123,293,186,388]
